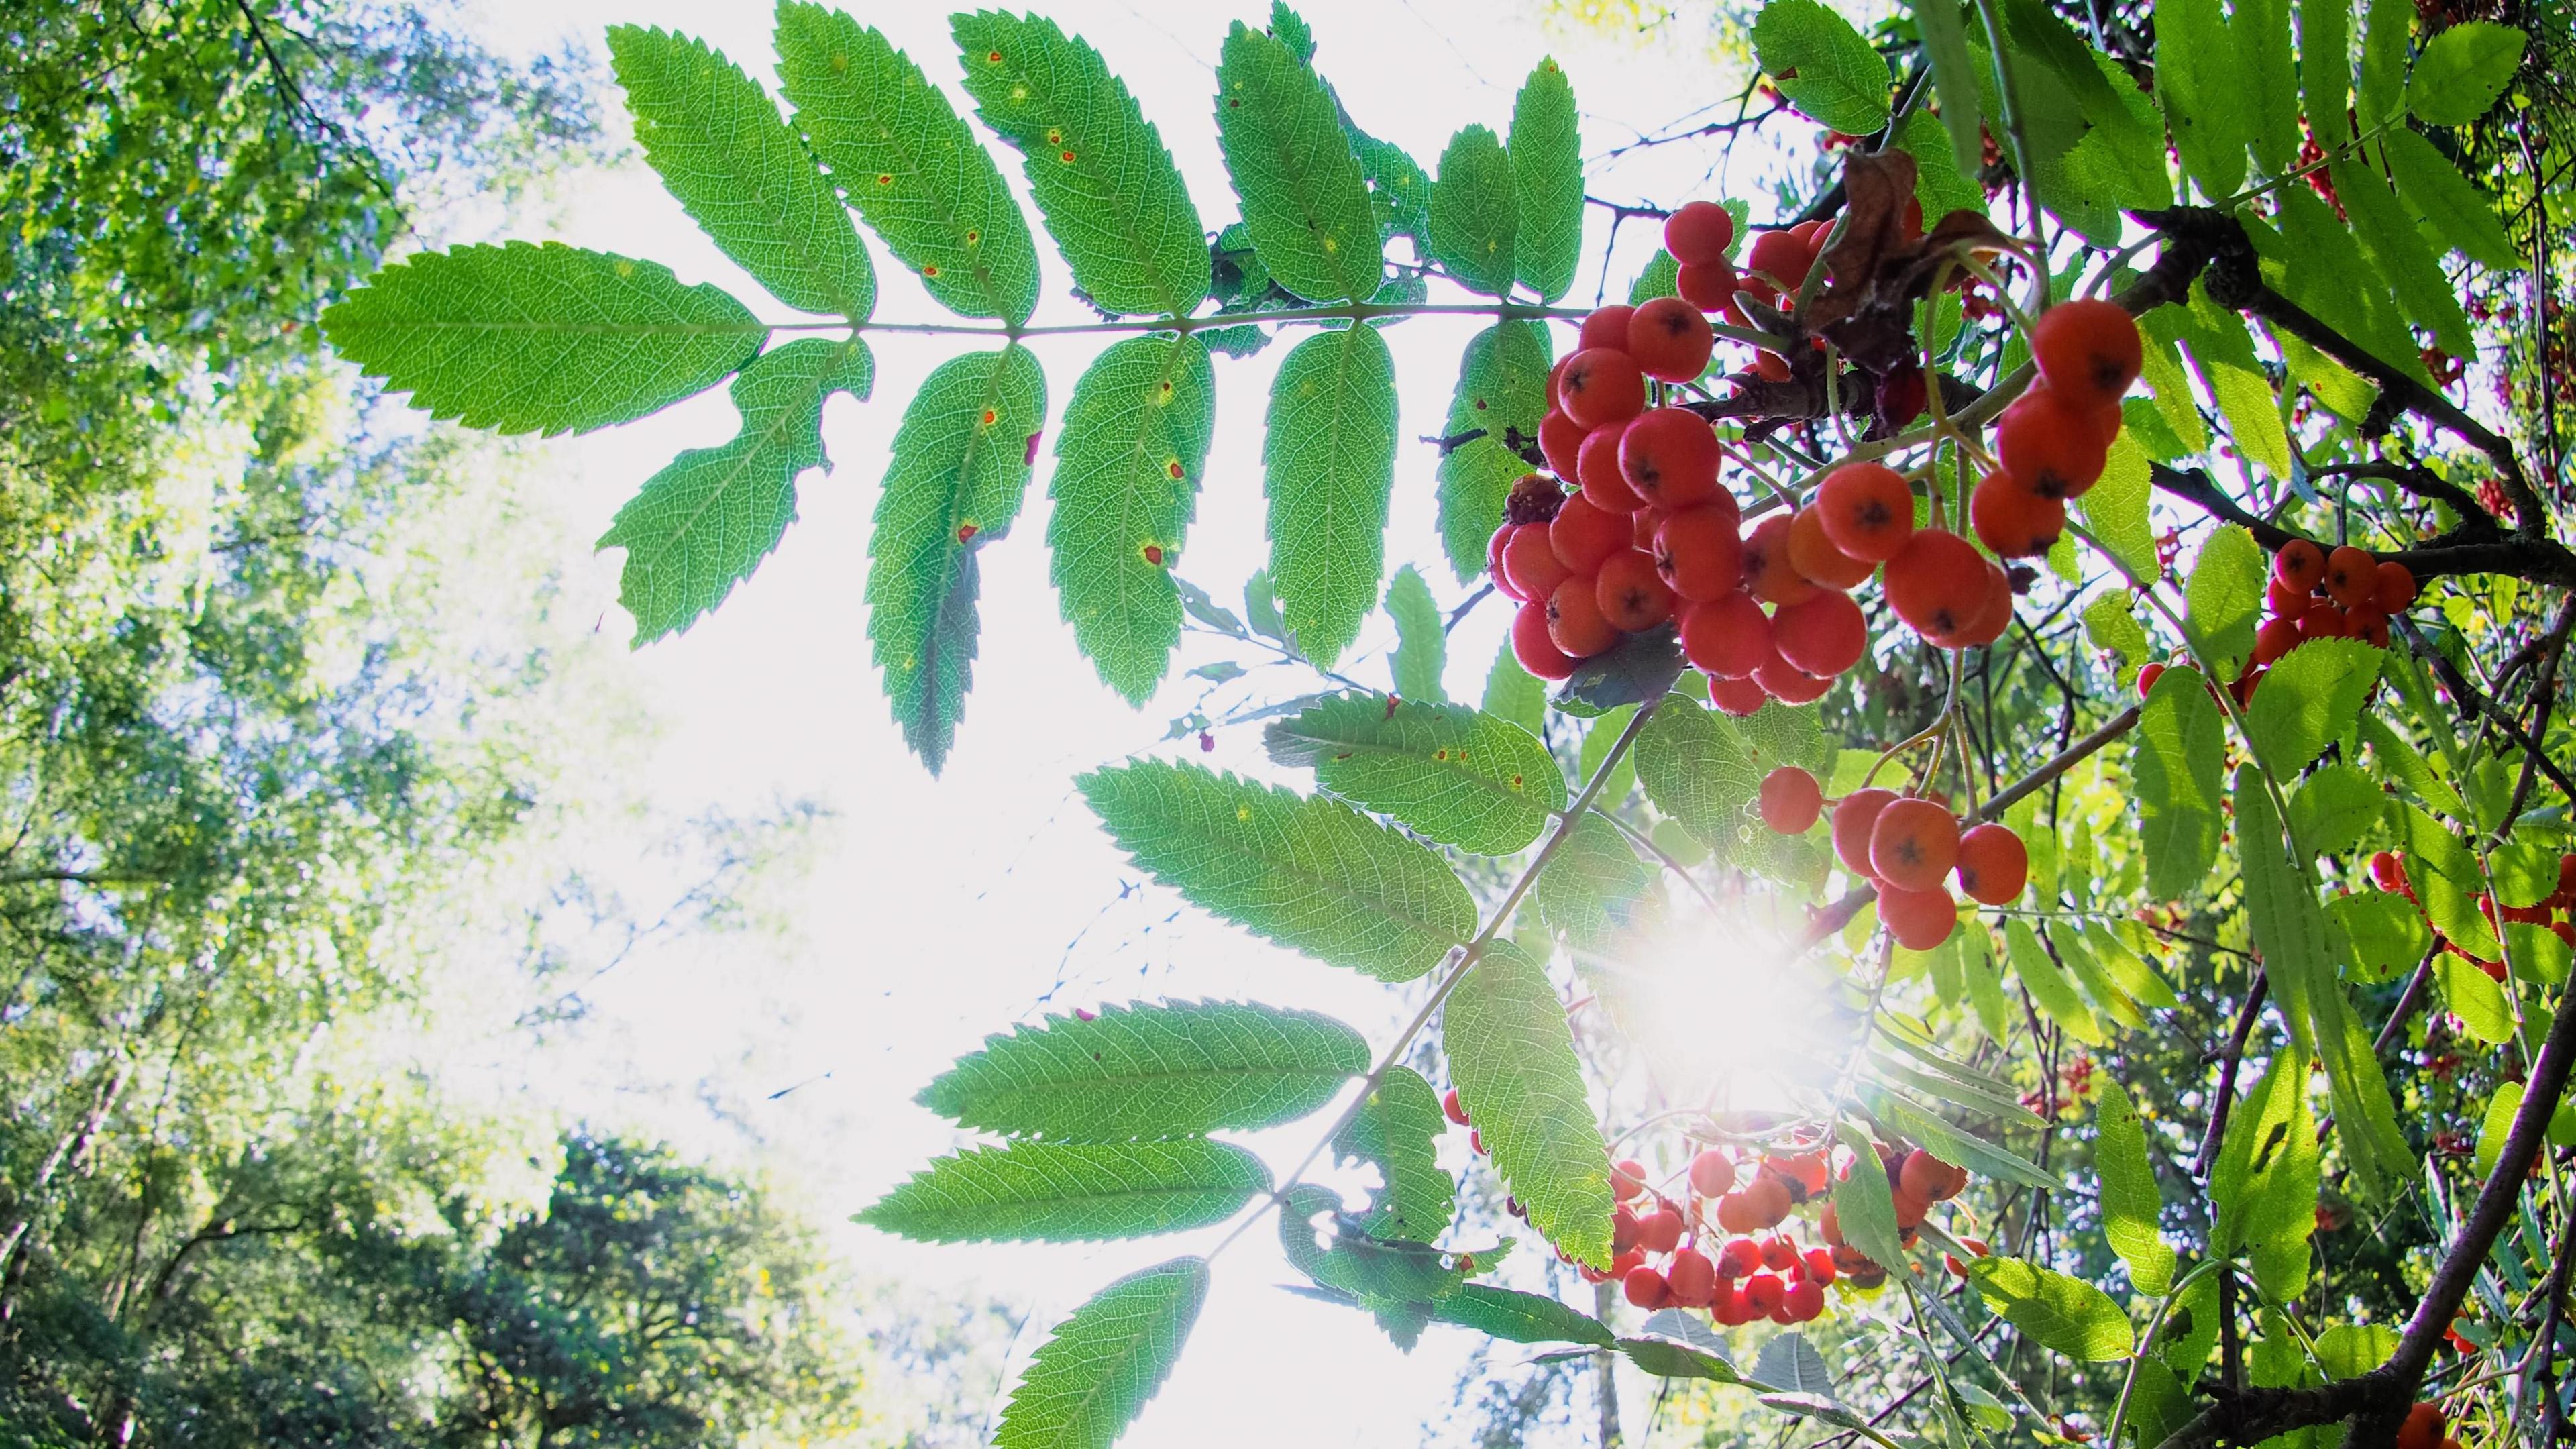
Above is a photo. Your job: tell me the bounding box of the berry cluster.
[2398,1401,2463,1449]
[1596,1147,1843,1324]
[1817,1146,1974,1272]
[2130,539,2421,707]
[2369,849,2576,979]
[1965,299,2145,560]
[1754,765,2029,947]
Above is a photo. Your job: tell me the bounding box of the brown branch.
[2394,616,2576,813]
[2147,461,2576,588]
[2190,973,2269,1179]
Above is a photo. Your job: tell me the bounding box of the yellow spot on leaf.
[613,259,635,278]
[830,51,848,71]
[1236,806,1252,822]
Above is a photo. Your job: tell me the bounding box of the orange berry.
[1818,1202,1845,1246]
[1880,882,1959,949]
[1690,1150,1740,1198]
[1994,387,2110,498]
[1715,1192,1762,1234]
[1935,559,2015,649]
[2273,538,2326,593]
[1954,822,2028,905]
[1538,408,1587,480]
[2322,545,2377,608]
[1707,672,1767,716]
[1676,258,1736,311]
[1654,506,1743,604]
[1546,576,1619,657]
[1629,296,1715,383]
[1743,1271,1785,1316]
[1833,788,1897,877]
[1815,462,1917,562]
[2031,297,2143,408]
[1666,1246,1719,1307]
[1680,591,1771,678]
[1788,506,1876,589]
[1638,1206,1685,1253]
[1747,229,1810,290]
[1803,1247,1838,1284]
[2253,617,2300,665]
[1772,588,1868,676]
[1618,407,1721,510]
[1558,347,1646,429]
[1870,798,1962,892]
[1900,1149,1968,1202]
[2373,559,2418,612]
[1760,765,1825,833]
[1624,1263,1670,1308]
[1512,600,1576,680]
[1549,492,1628,574]
[1578,304,1636,352]
[1741,513,1819,606]
[1746,1174,1794,1226]
[1664,201,1735,266]
[1595,549,1676,631]
[1611,1158,1648,1201]
[1574,417,1643,513]
[1754,646,1832,704]
[1760,1234,1800,1272]
[1501,522,1571,601]
[1968,471,2065,558]
[1784,1277,1825,1322]
[1883,529,1989,639]
[2396,1403,2444,1449]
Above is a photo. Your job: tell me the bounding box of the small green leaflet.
[2053,920,2147,1029]
[774,4,1040,325]
[857,1139,1269,1241]
[1963,1256,2135,1360]
[2381,127,2519,269]
[1333,1065,1457,1242]
[1755,1334,1837,1395]
[1483,638,1547,739]
[1430,125,1517,298]
[2209,1050,2320,1297]
[951,12,1209,319]
[1752,0,1893,136]
[1536,812,1652,949]
[321,241,764,437]
[1434,1285,1613,1346]
[1959,921,2012,1040]
[2236,0,2300,173]
[2360,712,2471,822]
[1214,22,1384,303]
[916,999,1367,1141]
[2435,950,2514,1043]
[2288,763,2386,859]
[2302,0,2352,147]
[1444,938,1615,1267]
[1266,324,1398,667]
[1831,1122,1907,1274]
[1633,698,1765,857]
[2078,433,2157,581]
[1079,759,1476,982]
[1265,694,1564,855]
[2357,0,2413,126]
[1434,321,1552,582]
[1911,0,1984,168]
[2155,0,2247,197]
[2183,524,2265,678]
[1864,1086,2063,1190]
[1508,59,1583,303]
[1385,566,1448,703]
[2330,159,2475,355]
[2084,593,2153,669]
[1277,1185,1492,1344]
[2006,918,2104,1044]
[1348,127,1434,246]
[598,337,871,643]
[993,1256,1205,1449]
[2086,922,2180,1010]
[607,25,873,319]
[1629,250,1680,303]
[865,345,1046,774]
[1050,333,1217,704]
[1896,110,1988,222]
[2245,639,2385,776]
[2330,890,2429,980]
[2399,800,2500,957]
[2092,1077,2176,1293]
[2406,21,2525,125]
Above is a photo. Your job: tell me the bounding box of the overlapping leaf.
[1753,0,1893,136]
[2094,1077,2176,1293]
[1333,1065,1456,1242]
[2210,1050,2319,1296]
[1265,324,1397,667]
[1443,938,1614,1267]
[1434,321,1552,581]
[1385,566,1447,703]
[2246,639,2384,775]
[994,1257,1206,1449]
[1265,694,1563,855]
[1435,1285,1613,1346]
[857,1139,1269,1241]
[1964,1257,2134,1360]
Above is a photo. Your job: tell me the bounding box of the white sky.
[437,1,1804,1442]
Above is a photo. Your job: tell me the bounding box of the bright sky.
[439,1,1800,1442]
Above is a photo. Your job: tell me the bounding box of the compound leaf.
[2381,127,2518,269]
[2406,21,2524,125]
[2245,638,2385,775]
[2094,1077,2177,1294]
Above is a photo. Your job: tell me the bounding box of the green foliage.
[1963,1257,2135,1360]
[1911,0,1985,168]
[1434,1285,1614,1346]
[857,1140,1270,1242]
[1333,1066,1458,1242]
[1830,1125,1907,1273]
[1079,759,1476,981]
[2381,128,2519,268]
[2156,0,2248,198]
[2211,1051,2322,1297]
[2406,21,2526,125]
[2184,525,2266,679]
[1753,0,1894,137]
[1385,566,1449,702]
[2289,764,2387,859]
[1431,125,1519,298]
[1507,60,1584,303]
[1443,939,1614,1267]
[2093,1077,2177,1293]
[321,241,765,436]
[1265,324,1399,667]
[1434,321,1554,582]
[2245,639,2385,775]
[1265,694,1564,855]
[918,1000,1368,1141]
[1213,21,1384,303]
[994,1258,1207,1449]
[866,345,1048,773]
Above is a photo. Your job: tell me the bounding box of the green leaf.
[2435,950,2514,1043]
[1753,0,1894,136]
[1483,638,1548,739]
[1269,1,1318,60]
[2264,187,2432,384]
[2088,922,2182,1010]
[1277,1185,1495,1339]
[1444,938,1615,1267]
[2381,127,2520,269]
[1574,706,1639,812]
[1214,22,1384,302]
[2330,890,2430,980]
[2132,666,2226,897]
[2237,0,2301,173]
[598,337,871,643]
[2208,1050,2319,1297]
[2006,918,2103,1044]
[1430,125,1517,298]
[1634,698,1763,854]
[2360,712,2471,821]
[1050,333,1216,703]
[857,1139,1269,1242]
[1435,321,1552,582]
[1385,566,1448,703]
[1348,127,1434,246]
[2302,0,2353,147]
[1865,1087,2063,1191]
[321,241,764,437]
[2093,1077,2176,1293]
[775,5,1040,325]
[1334,1066,1457,1242]
[994,1257,1206,1449]
[1266,324,1398,667]
[2407,21,2524,125]
[2314,1323,2400,1380]
[917,999,1368,1141]
[2331,159,2476,355]
[2184,524,2265,678]
[2083,592,2153,669]
[1831,1122,1907,1273]
[2078,433,2157,580]
[2398,801,2500,957]
[2357,0,2410,124]
[1756,1334,1837,1395]
[608,26,873,319]
[2138,331,2212,453]
[1629,250,1681,303]
[2054,920,2147,1029]
[1434,1285,1613,1346]
[1080,759,1477,981]
[1963,1256,2135,1360]
[1960,922,2013,1040]
[866,345,1046,773]
[1536,813,1651,949]
[1896,110,1988,222]
[2288,763,2387,859]
[1265,694,1563,855]
[2155,0,2247,197]
[2208,359,2294,478]
[1508,59,1583,302]
[1913,0,1985,168]
[1556,623,1686,716]
[951,12,1208,319]
[2246,639,2385,775]
[1621,1334,1748,1383]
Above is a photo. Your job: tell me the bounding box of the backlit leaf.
[1753,0,1894,136]
[2208,1050,2318,1297]
[2245,639,2385,775]
[2183,525,2265,679]
[2094,1077,2176,1293]
[1444,938,1615,1267]
[2330,160,2475,354]
[994,1257,1206,1449]
[1265,694,1564,855]
[1385,566,1448,703]
[1266,324,1398,667]
[1214,22,1384,302]
[2288,763,2386,859]
[1429,124,1517,298]
[1964,1256,2135,1360]
[1334,1065,1457,1242]
[2406,21,2524,125]
[1435,1285,1613,1346]
[2155,0,2247,197]
[1434,321,1552,580]
[2006,917,2103,1044]
[2381,127,2518,269]
[1508,59,1583,302]
[858,1140,1269,1241]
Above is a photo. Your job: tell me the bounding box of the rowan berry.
[1595,549,1676,631]
[1680,590,1770,678]
[1994,387,2110,498]
[1901,1150,1969,1202]
[2369,851,2408,892]
[1470,1128,1484,1154]
[1743,1271,1786,1316]
[1624,1263,1671,1309]
[1818,1203,1844,1247]
[1513,601,1577,680]
[1941,559,2015,649]
[1632,505,1664,552]
[1487,525,1522,600]
[1609,1247,1644,1277]
[1749,349,1792,382]
[1547,576,1619,657]
[1879,882,1959,949]
[1655,506,1743,604]
[1943,1237,1989,1276]
[2136,661,2167,698]
[1676,259,1736,312]
[1833,788,1898,877]
[1741,513,1819,606]
[1787,506,1876,590]
[2273,537,2326,593]
[1442,1087,1470,1126]
[1575,418,1643,513]
[1715,1192,1760,1234]
[1745,1174,1794,1227]
[1690,1150,1740,1199]
[1629,297,1715,383]
[1611,1204,1642,1253]
[1816,462,1917,562]
[1579,304,1636,352]
[1784,1277,1826,1322]
[1757,1235,1798,1273]
[1968,471,2065,558]
[2323,545,2377,608]
[2345,603,2390,647]
[2373,560,2419,612]
[1772,588,1868,677]
[2295,606,2345,642]
[1611,1159,1648,1201]
[1618,407,1721,509]
[1549,492,1628,574]
[1718,1236,1764,1277]
[1883,528,1989,639]
[1638,1205,1686,1254]
[1538,408,1586,480]
[1664,200,1736,266]
[2031,297,2144,407]
[1871,798,1962,892]
[2396,1403,2444,1449]
[1954,822,2029,905]
[2253,617,2300,665]
[1666,1247,1719,1307]
[1890,1187,1931,1230]
[1803,1248,1839,1285]
[2265,576,2313,619]
[1708,672,1768,716]
[1503,522,1572,600]
[1747,229,1811,290]
[1754,647,1833,704]
[1558,347,1646,429]
[1758,767,1825,837]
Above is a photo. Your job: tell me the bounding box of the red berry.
[1786,506,1876,590]
[1937,559,2015,650]
[2374,560,2419,612]
[1538,408,1587,480]
[1994,387,2110,499]
[1954,822,2029,905]
[1550,492,1628,574]
[1618,407,1721,510]
[2369,851,2408,892]
[2396,1403,2444,1449]
[1870,798,1962,892]
[1442,1087,1470,1126]
[1743,1271,1786,1316]
[1624,1264,1671,1309]
[1682,592,1772,678]
[1746,229,1810,290]
[1784,1277,1826,1322]
[2031,297,2144,408]
[1879,882,1959,949]
[1760,765,1825,833]
[1901,1149,1968,1202]
[1503,522,1573,600]
[1547,576,1619,657]
[1629,297,1715,383]
[1595,549,1676,631]
[1968,471,2065,558]
[1513,600,1577,680]
[1612,1204,1641,1253]
[1575,417,1643,513]
[2135,661,2167,697]
[1754,646,1833,704]
[1664,201,1736,266]
[2253,617,2300,665]
[1676,258,1736,311]
[1707,672,1768,716]
[1579,304,1637,352]
[2273,538,2326,593]
[1718,1236,1763,1276]
[1611,1158,1648,1201]
[1815,462,1917,563]
[1654,506,1743,604]
[1690,1150,1740,1199]
[1487,525,1523,600]
[1666,1246,1719,1307]
[1638,1206,1686,1254]
[1803,1248,1838,1285]
[1741,513,1819,607]
[2323,545,2377,608]
[1833,788,1897,877]
[1772,588,1868,677]
[1883,529,1989,639]
[1558,347,1647,429]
